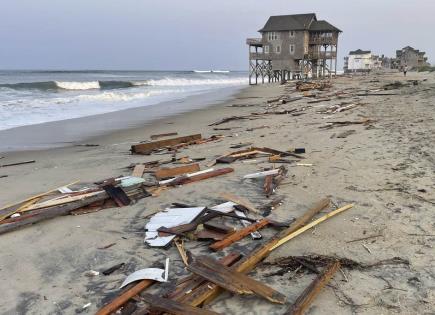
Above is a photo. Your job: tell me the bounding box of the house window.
[264,45,269,54]
[276,45,281,54]
[268,32,278,41]
[290,44,295,54]
[289,31,295,37]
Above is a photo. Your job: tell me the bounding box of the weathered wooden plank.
[188,260,253,295]
[131,134,202,154]
[180,198,331,306]
[270,204,354,251]
[0,192,108,235]
[191,256,287,304]
[209,219,270,251]
[137,293,220,315]
[131,164,146,178]
[167,168,233,186]
[169,252,241,301]
[154,163,200,180]
[285,261,340,315]
[0,181,79,217]
[96,279,154,315]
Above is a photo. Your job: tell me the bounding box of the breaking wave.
[0,77,246,91]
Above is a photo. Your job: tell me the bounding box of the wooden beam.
[285,261,340,315]
[96,280,154,315]
[136,293,221,315]
[189,256,287,304]
[0,192,108,235]
[167,168,233,186]
[269,204,354,251]
[180,198,331,306]
[131,134,202,154]
[131,164,146,178]
[154,163,200,180]
[169,252,241,301]
[209,219,270,251]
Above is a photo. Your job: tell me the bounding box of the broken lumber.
[137,293,220,315]
[0,160,35,168]
[0,192,109,235]
[165,168,233,186]
[96,280,154,315]
[170,252,242,302]
[154,163,200,180]
[285,261,340,315]
[131,164,146,177]
[208,116,249,126]
[179,198,331,307]
[189,256,287,304]
[270,204,354,251]
[210,219,270,251]
[131,134,202,154]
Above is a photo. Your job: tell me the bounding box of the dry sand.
[0,71,434,315]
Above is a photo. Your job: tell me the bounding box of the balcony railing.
[250,52,269,60]
[309,37,338,45]
[306,51,337,59]
[246,38,263,46]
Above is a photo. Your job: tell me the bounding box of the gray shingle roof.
[259,13,316,32]
[309,20,342,32]
[349,49,371,55]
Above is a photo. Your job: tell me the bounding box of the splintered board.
[131,134,202,154]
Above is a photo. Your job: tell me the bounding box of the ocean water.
[0,70,248,131]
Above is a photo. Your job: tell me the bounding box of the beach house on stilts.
[246,13,341,84]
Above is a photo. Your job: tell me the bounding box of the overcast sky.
[0,0,433,70]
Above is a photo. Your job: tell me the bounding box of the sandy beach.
[0,71,434,314]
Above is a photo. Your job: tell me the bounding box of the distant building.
[246,13,342,84]
[393,46,430,70]
[344,49,383,73]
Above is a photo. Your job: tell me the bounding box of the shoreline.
[1,71,434,314]
[0,85,245,153]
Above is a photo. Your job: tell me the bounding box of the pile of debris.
[296,81,332,92]
[96,198,355,315]
[0,176,149,235]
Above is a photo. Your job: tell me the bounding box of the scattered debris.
[131,134,202,154]
[0,160,35,168]
[120,258,169,288]
[102,263,125,276]
[285,261,340,315]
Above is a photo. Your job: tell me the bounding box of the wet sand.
[0,71,434,315]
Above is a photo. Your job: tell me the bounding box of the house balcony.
[308,37,338,45]
[246,38,264,47]
[305,51,337,59]
[249,52,270,60]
